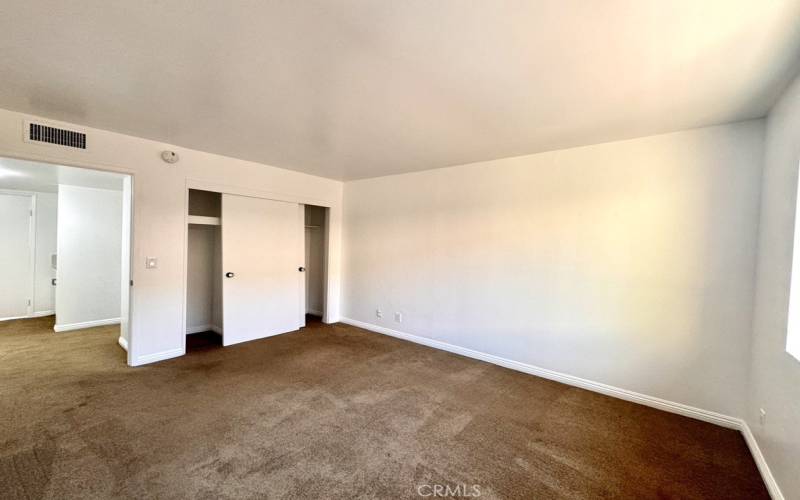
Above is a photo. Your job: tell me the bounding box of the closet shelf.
[188,215,221,226]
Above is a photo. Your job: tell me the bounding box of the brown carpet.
[0,316,767,499]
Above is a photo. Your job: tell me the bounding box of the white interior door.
[0,193,33,320]
[222,194,302,346]
[304,227,312,311]
[298,205,306,328]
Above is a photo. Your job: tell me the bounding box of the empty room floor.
[0,317,767,499]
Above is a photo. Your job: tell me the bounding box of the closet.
[304,205,327,318]
[186,190,223,339]
[185,189,307,348]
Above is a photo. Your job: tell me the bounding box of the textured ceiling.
[1,1,799,180]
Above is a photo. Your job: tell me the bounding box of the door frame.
[181,178,336,355]
[0,189,36,320]
[0,152,135,366]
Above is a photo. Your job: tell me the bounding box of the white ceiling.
[0,157,125,192]
[1,1,799,180]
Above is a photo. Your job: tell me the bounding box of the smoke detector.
[161,151,179,164]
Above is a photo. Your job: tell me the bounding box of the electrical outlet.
[376,308,383,319]
[759,408,766,426]
[394,311,403,323]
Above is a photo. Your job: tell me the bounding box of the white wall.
[343,121,764,418]
[748,72,800,498]
[0,107,343,365]
[55,185,122,329]
[33,192,57,315]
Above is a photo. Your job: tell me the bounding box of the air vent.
[27,122,86,149]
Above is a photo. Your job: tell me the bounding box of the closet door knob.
[225,272,235,278]
[298,267,305,272]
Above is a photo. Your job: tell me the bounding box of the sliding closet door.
[0,193,33,320]
[221,194,302,346]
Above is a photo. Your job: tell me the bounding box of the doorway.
[0,156,133,362]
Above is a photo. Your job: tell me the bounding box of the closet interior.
[304,205,327,320]
[186,189,223,347]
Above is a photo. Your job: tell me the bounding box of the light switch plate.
[146,257,158,269]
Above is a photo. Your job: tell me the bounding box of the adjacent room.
[0,157,132,351]
[1,1,800,499]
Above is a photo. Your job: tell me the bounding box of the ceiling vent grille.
[27,122,86,149]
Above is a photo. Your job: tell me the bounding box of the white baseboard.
[54,317,120,332]
[187,324,223,335]
[0,310,54,322]
[187,324,211,334]
[741,421,785,500]
[340,317,783,499]
[118,335,128,352]
[341,317,738,427]
[307,309,323,317]
[0,314,29,322]
[133,348,184,366]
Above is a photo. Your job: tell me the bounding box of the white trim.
[118,335,128,351]
[0,310,53,322]
[186,324,216,334]
[54,317,120,332]
[133,347,184,366]
[0,314,30,322]
[341,317,784,497]
[186,324,211,334]
[341,317,740,428]
[186,324,223,335]
[741,422,785,500]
